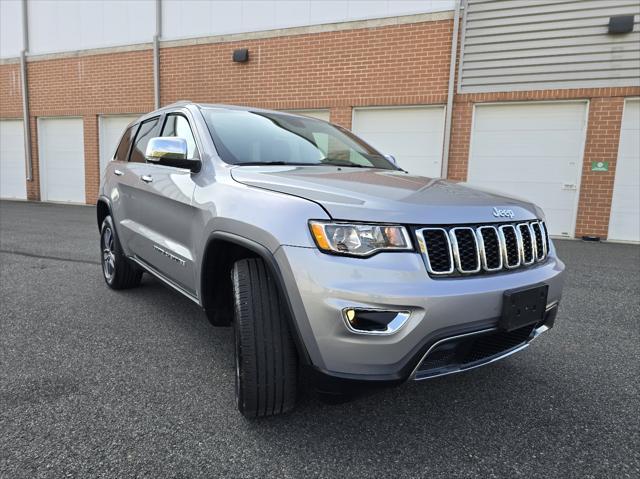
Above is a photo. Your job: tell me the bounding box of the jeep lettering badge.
[492,207,515,218]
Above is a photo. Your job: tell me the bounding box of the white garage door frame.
[608,97,640,243]
[468,99,589,238]
[351,104,446,177]
[0,119,27,200]
[37,116,86,204]
[98,114,138,174]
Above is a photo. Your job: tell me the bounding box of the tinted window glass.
[161,114,198,159]
[114,125,136,162]
[202,109,396,170]
[129,117,161,163]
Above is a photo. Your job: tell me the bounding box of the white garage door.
[39,118,85,203]
[283,109,330,121]
[608,99,640,242]
[467,102,588,237]
[352,106,445,178]
[0,120,27,199]
[99,115,138,174]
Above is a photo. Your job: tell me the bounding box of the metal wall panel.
[459,0,640,93]
[0,0,455,59]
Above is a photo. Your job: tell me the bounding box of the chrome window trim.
[517,223,535,265]
[416,227,455,275]
[477,225,503,272]
[449,227,481,274]
[498,224,521,269]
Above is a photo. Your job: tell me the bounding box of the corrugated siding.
[459,0,640,93]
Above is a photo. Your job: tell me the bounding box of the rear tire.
[100,215,142,290]
[231,258,298,418]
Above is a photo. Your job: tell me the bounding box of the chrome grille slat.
[449,227,481,274]
[531,221,547,261]
[499,225,521,269]
[416,228,454,275]
[477,226,502,272]
[517,223,535,265]
[417,220,548,278]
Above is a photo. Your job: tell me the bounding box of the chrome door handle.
[114,169,124,176]
[140,175,153,183]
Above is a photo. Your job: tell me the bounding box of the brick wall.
[0,62,22,118]
[575,97,626,239]
[159,20,452,108]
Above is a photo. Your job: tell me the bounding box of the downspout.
[153,0,161,109]
[441,0,462,179]
[20,0,32,181]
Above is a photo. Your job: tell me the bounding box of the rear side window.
[114,125,136,162]
[129,117,161,163]
[161,114,198,159]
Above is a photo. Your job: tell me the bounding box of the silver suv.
[97,102,565,418]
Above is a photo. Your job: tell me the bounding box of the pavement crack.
[0,249,100,265]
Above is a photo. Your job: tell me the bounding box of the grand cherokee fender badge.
[492,207,514,218]
[153,245,186,266]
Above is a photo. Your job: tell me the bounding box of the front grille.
[417,220,548,277]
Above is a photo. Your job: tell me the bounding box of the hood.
[230,165,540,224]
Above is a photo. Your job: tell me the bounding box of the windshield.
[202,109,397,170]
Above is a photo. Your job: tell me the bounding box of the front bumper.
[275,244,565,383]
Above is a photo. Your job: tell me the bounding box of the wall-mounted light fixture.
[233,48,249,62]
[608,15,634,34]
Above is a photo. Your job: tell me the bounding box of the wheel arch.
[200,231,311,365]
[96,196,111,231]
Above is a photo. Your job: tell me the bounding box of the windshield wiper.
[235,161,313,166]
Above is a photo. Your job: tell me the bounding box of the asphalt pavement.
[0,200,638,478]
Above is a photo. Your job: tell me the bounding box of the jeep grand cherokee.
[97,102,565,418]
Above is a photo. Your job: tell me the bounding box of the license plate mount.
[500,283,549,332]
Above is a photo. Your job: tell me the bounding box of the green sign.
[591,161,609,172]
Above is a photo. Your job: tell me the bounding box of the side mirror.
[145,137,201,172]
[384,154,398,166]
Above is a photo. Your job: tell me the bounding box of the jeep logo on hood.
[492,207,514,218]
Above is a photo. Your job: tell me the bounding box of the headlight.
[309,221,412,256]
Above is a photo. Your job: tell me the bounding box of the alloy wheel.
[102,226,116,282]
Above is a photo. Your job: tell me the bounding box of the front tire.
[231,258,298,418]
[100,215,142,290]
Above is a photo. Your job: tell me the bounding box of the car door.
[129,111,200,296]
[108,116,163,256]
[106,121,142,253]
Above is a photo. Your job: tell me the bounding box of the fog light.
[342,308,410,335]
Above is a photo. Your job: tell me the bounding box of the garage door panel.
[353,107,445,178]
[468,102,587,237]
[472,133,584,157]
[0,120,27,199]
[608,99,640,242]
[470,156,578,181]
[474,104,586,131]
[363,131,438,155]
[100,115,138,174]
[39,118,85,203]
